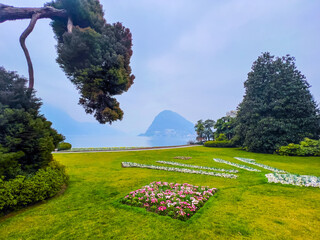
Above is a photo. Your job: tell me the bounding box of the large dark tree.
[0,0,134,124]
[235,52,320,153]
[0,67,64,179]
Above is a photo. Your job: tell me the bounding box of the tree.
[0,0,134,124]
[214,114,236,140]
[203,119,215,141]
[0,67,64,179]
[235,52,320,153]
[195,120,205,142]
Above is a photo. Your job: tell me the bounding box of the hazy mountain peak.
[140,110,196,137]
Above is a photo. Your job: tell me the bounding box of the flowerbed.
[265,173,320,188]
[121,162,237,179]
[156,161,238,173]
[173,156,192,160]
[213,158,261,172]
[234,157,286,173]
[121,181,217,220]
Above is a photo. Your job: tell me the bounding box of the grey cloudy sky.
[0,0,319,135]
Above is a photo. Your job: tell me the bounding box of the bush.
[215,133,228,141]
[204,140,234,148]
[276,138,320,156]
[0,160,69,215]
[57,142,72,151]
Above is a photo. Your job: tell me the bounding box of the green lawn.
[0,146,319,239]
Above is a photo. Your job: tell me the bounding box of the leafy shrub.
[204,140,234,148]
[57,142,72,151]
[0,160,69,215]
[215,133,228,141]
[276,138,320,156]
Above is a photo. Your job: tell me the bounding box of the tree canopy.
[0,0,135,124]
[0,67,64,179]
[235,52,320,153]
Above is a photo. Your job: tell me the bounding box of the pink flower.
[158,206,167,211]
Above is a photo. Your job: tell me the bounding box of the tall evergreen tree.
[0,67,64,179]
[235,52,320,153]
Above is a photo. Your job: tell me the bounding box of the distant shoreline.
[54,144,199,153]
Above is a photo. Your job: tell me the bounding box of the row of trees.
[196,53,320,153]
[195,113,236,142]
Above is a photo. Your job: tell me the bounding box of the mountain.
[140,110,196,138]
[40,104,125,147]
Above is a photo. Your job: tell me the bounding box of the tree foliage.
[214,114,236,140]
[0,67,64,179]
[235,53,320,153]
[47,0,135,123]
[195,119,215,141]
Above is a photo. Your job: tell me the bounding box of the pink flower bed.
[121,181,217,220]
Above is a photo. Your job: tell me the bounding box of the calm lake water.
[66,135,193,148]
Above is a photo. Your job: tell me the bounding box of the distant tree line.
[196,52,320,153]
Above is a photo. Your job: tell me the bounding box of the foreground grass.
[0,147,319,239]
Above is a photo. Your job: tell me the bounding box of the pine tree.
[235,52,320,153]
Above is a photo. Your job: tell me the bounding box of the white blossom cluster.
[265,173,320,188]
[156,161,238,173]
[213,158,261,172]
[234,157,287,173]
[121,162,238,179]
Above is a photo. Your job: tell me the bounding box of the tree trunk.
[0,4,68,89]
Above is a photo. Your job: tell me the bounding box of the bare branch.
[19,13,41,89]
[0,4,67,23]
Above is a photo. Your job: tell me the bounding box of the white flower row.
[156,161,238,173]
[213,158,261,172]
[265,173,320,188]
[121,162,238,179]
[234,157,286,173]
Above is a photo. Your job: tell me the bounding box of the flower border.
[156,161,238,173]
[121,162,237,179]
[213,158,261,172]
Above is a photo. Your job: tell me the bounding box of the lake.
[66,135,194,148]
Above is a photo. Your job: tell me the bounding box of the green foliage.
[215,133,228,141]
[214,114,236,140]
[277,138,320,156]
[204,140,234,148]
[0,67,64,178]
[48,0,135,124]
[0,147,24,180]
[235,53,320,153]
[57,142,72,151]
[0,160,68,214]
[195,119,215,141]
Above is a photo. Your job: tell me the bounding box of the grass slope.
[0,147,319,239]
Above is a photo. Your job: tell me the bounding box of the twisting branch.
[19,13,41,89]
[0,4,68,88]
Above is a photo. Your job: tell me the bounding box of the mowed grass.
[0,146,319,239]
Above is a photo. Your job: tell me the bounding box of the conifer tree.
[235,52,320,153]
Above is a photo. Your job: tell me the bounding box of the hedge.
[204,140,234,148]
[276,138,320,156]
[57,142,72,151]
[0,160,69,215]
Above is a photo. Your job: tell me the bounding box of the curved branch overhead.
[19,13,41,89]
[0,4,67,23]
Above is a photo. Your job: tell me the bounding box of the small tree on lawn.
[235,52,320,153]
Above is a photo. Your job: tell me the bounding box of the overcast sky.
[0,0,319,135]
